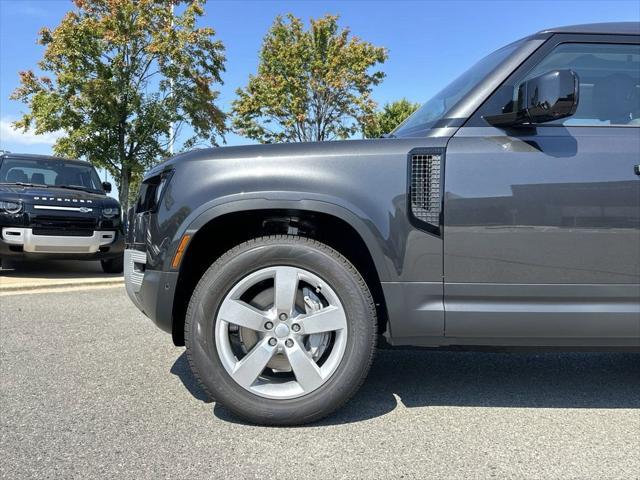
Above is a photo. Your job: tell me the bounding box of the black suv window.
[479,42,640,126]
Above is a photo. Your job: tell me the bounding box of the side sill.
[389,335,640,350]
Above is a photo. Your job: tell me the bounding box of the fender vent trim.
[408,148,444,235]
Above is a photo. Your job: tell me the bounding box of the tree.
[363,99,420,138]
[11,0,226,212]
[232,14,387,143]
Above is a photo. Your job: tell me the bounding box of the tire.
[101,255,123,274]
[185,235,377,425]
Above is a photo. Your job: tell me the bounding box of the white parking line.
[0,282,124,296]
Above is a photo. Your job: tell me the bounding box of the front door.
[443,35,640,344]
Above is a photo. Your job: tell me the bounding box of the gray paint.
[445,126,640,284]
[443,29,640,341]
[444,283,640,339]
[126,23,640,349]
[135,138,447,283]
[381,282,444,338]
[444,124,640,340]
[537,22,640,35]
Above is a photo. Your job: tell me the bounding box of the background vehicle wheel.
[101,255,123,274]
[184,235,377,425]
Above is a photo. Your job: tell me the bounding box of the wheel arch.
[171,200,390,346]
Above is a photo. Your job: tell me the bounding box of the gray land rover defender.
[125,23,640,425]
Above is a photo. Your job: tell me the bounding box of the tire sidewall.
[185,237,375,424]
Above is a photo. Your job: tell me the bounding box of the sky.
[1,0,639,158]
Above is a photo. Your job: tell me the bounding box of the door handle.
[635,164,640,176]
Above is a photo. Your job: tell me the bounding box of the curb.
[0,278,124,293]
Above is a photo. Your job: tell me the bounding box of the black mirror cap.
[102,181,112,193]
[522,69,579,124]
[484,69,579,128]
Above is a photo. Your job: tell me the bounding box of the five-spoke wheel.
[185,236,377,425]
[215,266,348,399]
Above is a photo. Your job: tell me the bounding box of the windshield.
[0,157,104,193]
[393,40,524,137]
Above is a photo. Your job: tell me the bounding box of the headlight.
[0,201,23,214]
[102,207,120,218]
[135,169,174,213]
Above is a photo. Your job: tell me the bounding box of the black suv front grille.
[31,216,97,237]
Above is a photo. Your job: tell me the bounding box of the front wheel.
[184,235,377,425]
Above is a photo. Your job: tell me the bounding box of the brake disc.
[302,287,331,361]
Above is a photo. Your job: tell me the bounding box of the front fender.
[173,192,392,282]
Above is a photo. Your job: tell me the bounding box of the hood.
[0,184,119,209]
[146,137,429,179]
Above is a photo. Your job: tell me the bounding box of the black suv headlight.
[0,200,23,214]
[102,207,120,218]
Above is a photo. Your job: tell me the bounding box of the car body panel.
[125,23,640,349]
[131,138,447,283]
[444,126,640,284]
[443,30,640,342]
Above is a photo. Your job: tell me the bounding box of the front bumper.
[2,227,116,253]
[124,248,177,334]
[0,227,124,260]
[124,249,146,309]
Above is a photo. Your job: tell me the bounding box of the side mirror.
[102,181,112,193]
[485,69,579,127]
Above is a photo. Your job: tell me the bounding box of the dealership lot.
[1,286,639,479]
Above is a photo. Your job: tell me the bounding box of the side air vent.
[410,151,442,232]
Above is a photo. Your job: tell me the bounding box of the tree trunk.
[117,121,130,213]
[119,165,131,214]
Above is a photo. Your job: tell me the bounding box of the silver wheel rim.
[215,266,348,400]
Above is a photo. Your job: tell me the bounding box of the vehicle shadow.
[170,353,213,403]
[0,258,117,276]
[171,349,640,426]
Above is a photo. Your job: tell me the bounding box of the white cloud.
[0,118,63,146]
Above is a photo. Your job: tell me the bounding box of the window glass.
[0,157,104,192]
[481,43,640,126]
[393,39,524,136]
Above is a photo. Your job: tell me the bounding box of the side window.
[479,42,640,126]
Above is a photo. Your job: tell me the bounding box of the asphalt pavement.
[1,287,639,479]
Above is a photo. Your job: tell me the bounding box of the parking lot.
[1,280,639,479]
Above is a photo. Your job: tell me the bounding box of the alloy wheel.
[214,266,348,399]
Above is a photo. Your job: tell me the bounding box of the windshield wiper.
[0,181,48,188]
[55,184,91,192]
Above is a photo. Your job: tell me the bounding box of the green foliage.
[363,98,420,138]
[232,14,387,143]
[11,0,226,211]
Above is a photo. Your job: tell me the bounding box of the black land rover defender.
[125,22,640,425]
[0,153,124,273]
